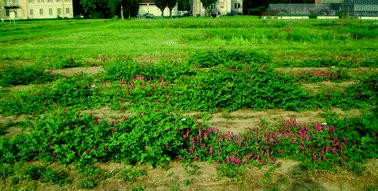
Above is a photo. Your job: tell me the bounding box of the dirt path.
[209,109,360,134]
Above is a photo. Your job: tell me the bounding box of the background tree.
[177,0,191,12]
[108,0,121,17]
[80,0,111,18]
[200,0,217,14]
[167,0,177,17]
[154,0,168,16]
[122,0,141,18]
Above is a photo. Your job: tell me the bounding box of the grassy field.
[0,16,377,190]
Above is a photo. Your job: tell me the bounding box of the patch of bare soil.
[0,115,24,138]
[2,84,35,93]
[276,67,378,73]
[82,106,133,121]
[52,66,104,76]
[241,159,378,191]
[94,161,237,191]
[276,67,330,72]
[209,109,360,134]
[303,80,356,93]
[1,59,35,67]
[135,54,187,64]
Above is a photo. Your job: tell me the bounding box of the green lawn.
[1,17,377,64]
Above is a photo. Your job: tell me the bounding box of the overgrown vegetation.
[0,18,377,190]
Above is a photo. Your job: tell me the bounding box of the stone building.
[138,0,179,17]
[268,0,378,17]
[191,0,243,16]
[1,0,73,20]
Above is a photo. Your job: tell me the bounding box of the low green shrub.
[187,49,272,68]
[53,57,82,69]
[104,57,196,82]
[0,74,100,115]
[276,57,377,68]
[316,74,377,109]
[290,68,350,83]
[0,65,57,87]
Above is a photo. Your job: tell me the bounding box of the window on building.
[39,8,43,16]
[49,8,53,15]
[57,8,61,15]
[210,3,216,9]
[233,3,241,9]
[30,9,34,15]
[66,8,70,14]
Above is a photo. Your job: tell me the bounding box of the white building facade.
[138,1,179,17]
[1,0,73,20]
[192,0,243,16]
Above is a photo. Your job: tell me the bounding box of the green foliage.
[79,177,98,189]
[276,57,377,68]
[117,168,145,182]
[187,49,272,68]
[114,57,311,112]
[53,57,82,69]
[0,107,206,166]
[289,68,350,83]
[200,0,217,10]
[0,164,70,186]
[316,74,377,109]
[0,65,57,87]
[104,57,196,82]
[0,74,100,115]
[217,163,245,179]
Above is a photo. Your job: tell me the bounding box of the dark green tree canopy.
[167,0,177,17]
[155,0,168,16]
[200,0,217,9]
[79,0,140,18]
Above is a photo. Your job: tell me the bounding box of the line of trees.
[73,0,315,18]
[75,0,140,18]
[73,0,191,18]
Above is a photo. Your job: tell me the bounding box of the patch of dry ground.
[303,80,356,93]
[52,66,104,76]
[82,106,133,121]
[93,161,237,191]
[240,159,378,191]
[0,114,25,138]
[3,159,375,191]
[209,109,360,134]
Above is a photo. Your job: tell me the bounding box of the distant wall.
[138,3,178,17]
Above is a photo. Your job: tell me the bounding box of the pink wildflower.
[312,154,317,160]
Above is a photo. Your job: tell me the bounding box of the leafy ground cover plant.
[187,49,272,68]
[316,74,377,109]
[0,107,207,166]
[289,68,350,83]
[104,57,196,82]
[0,73,101,115]
[0,65,57,87]
[275,57,378,68]
[52,57,83,69]
[1,106,375,173]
